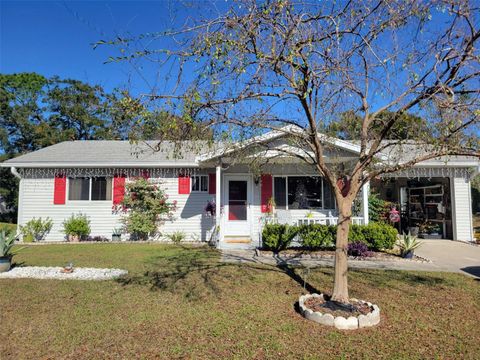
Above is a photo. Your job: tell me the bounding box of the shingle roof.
[2,140,208,167]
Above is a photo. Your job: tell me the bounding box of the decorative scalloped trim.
[299,293,380,330]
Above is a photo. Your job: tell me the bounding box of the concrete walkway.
[221,240,480,278]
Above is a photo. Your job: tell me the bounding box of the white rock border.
[0,266,128,281]
[299,293,380,330]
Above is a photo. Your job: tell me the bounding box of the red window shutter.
[178,174,191,194]
[261,174,273,213]
[208,173,216,194]
[113,175,126,205]
[336,177,351,197]
[53,174,66,205]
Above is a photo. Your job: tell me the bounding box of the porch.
[211,165,369,249]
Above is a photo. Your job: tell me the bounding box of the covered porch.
[210,164,369,249]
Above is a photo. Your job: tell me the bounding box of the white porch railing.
[296,216,365,226]
[258,215,365,248]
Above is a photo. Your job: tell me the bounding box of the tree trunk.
[331,200,353,303]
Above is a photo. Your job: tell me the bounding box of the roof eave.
[0,162,199,168]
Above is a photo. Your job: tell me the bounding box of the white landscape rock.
[0,266,128,281]
[299,294,380,330]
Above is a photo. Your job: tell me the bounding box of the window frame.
[272,175,336,210]
[191,175,209,193]
[67,177,113,202]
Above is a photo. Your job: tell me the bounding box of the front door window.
[228,180,247,220]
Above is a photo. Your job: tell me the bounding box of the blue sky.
[0,0,199,94]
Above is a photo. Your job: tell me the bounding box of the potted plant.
[419,221,442,239]
[62,213,91,242]
[112,228,122,241]
[0,230,22,272]
[398,232,422,259]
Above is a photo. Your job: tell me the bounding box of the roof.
[1,140,206,168]
[1,131,478,169]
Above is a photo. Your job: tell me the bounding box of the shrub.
[262,224,298,252]
[62,213,91,237]
[166,231,186,245]
[298,224,336,249]
[398,232,422,256]
[122,178,176,240]
[19,217,53,242]
[347,241,371,257]
[350,222,397,250]
[368,191,391,222]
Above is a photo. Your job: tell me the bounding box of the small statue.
[60,262,74,274]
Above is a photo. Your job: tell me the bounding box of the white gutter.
[10,166,21,179]
[0,162,199,168]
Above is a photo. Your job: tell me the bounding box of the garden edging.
[299,293,380,330]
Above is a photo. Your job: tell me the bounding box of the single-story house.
[2,128,479,248]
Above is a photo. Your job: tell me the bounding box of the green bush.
[19,217,53,242]
[350,222,397,250]
[261,224,299,252]
[62,213,91,237]
[298,224,336,249]
[166,231,187,245]
[121,178,176,240]
[263,222,397,252]
[368,191,391,222]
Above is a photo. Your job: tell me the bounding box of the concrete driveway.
[415,240,480,278]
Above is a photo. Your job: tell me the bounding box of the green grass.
[1,243,480,359]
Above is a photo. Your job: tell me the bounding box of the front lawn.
[1,244,479,359]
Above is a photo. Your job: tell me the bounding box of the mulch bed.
[304,296,373,318]
[256,248,428,262]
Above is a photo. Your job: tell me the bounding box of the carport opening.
[371,177,452,239]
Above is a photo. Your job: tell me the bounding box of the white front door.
[223,175,251,236]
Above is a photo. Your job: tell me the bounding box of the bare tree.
[101,0,480,303]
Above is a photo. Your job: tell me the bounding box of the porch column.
[362,181,370,225]
[215,164,221,228]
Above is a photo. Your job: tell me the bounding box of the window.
[191,175,208,192]
[273,176,336,210]
[274,177,287,209]
[288,176,322,209]
[68,177,112,201]
[91,177,112,201]
[68,178,90,201]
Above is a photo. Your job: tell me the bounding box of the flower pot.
[0,257,11,273]
[68,234,80,242]
[112,234,121,241]
[409,227,419,236]
[402,251,414,259]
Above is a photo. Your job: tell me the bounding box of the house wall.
[451,176,474,242]
[18,170,215,242]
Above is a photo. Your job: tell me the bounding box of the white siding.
[19,172,215,242]
[451,176,474,242]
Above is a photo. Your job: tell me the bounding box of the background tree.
[329,111,431,140]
